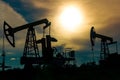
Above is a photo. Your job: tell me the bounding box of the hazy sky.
[0,0,120,68]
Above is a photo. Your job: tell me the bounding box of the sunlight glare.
[59,6,83,32]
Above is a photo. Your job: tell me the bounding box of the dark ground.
[1,53,120,80]
[0,63,120,80]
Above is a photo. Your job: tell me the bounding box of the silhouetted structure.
[90,27,117,60]
[21,27,40,69]
[3,18,51,69]
[0,21,120,80]
[3,19,76,70]
[3,18,50,47]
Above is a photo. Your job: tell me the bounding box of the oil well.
[2,18,76,69]
[0,19,120,69]
[90,27,119,67]
[1,19,120,80]
[1,19,120,70]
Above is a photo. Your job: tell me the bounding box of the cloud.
[6,52,14,55]
[3,0,120,51]
[4,0,53,22]
[2,0,120,67]
[98,17,120,52]
[10,57,16,61]
[0,1,27,51]
[25,0,120,51]
[0,1,27,26]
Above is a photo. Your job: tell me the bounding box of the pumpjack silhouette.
[3,18,76,69]
[90,26,118,67]
[1,19,120,80]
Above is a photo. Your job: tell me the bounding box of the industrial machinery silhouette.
[4,18,50,47]
[20,27,40,69]
[35,23,75,67]
[3,18,51,68]
[64,48,76,65]
[3,18,75,69]
[90,27,117,60]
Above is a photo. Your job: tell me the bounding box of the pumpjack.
[4,18,76,69]
[4,18,51,47]
[4,18,51,69]
[90,27,118,60]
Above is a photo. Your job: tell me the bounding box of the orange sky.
[0,0,120,67]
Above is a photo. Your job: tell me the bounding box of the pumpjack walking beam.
[3,18,51,47]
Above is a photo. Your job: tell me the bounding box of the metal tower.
[100,39,109,60]
[21,27,40,68]
[23,27,39,58]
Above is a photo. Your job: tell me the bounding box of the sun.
[59,6,83,32]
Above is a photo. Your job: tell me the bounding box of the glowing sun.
[59,6,83,32]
